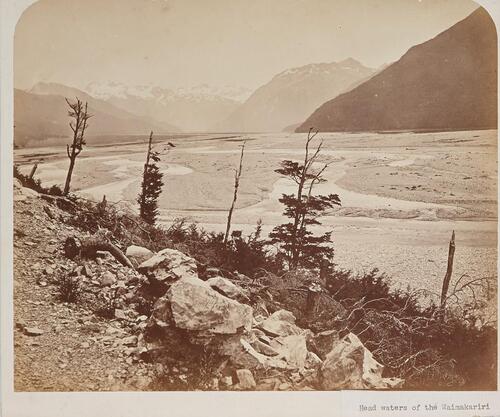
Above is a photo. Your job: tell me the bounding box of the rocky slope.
[217,58,376,132]
[13,181,403,391]
[15,83,179,147]
[297,8,497,133]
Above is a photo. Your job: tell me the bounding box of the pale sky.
[14,0,480,91]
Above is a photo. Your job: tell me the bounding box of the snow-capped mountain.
[216,58,376,132]
[14,83,179,147]
[84,82,249,132]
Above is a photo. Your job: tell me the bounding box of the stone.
[343,333,403,389]
[257,310,303,337]
[319,333,365,390]
[126,245,154,265]
[100,271,116,287]
[24,327,44,336]
[305,351,323,369]
[235,369,256,390]
[270,334,308,369]
[121,335,138,347]
[206,276,248,300]
[167,277,253,335]
[81,342,90,348]
[137,248,198,284]
[221,376,233,386]
[251,339,280,357]
[114,309,128,320]
[229,339,290,370]
[278,382,291,390]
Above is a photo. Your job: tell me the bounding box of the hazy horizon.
[15,0,480,93]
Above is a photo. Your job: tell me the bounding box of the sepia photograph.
[7,0,498,396]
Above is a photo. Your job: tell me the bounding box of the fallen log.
[64,236,134,270]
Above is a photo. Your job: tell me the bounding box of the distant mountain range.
[297,8,497,133]
[15,83,179,147]
[84,82,249,133]
[216,58,376,132]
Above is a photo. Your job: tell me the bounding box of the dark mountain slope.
[297,8,497,133]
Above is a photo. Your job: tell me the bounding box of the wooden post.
[440,231,456,310]
[305,282,322,319]
[29,162,38,179]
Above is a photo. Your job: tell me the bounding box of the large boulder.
[168,277,253,335]
[137,248,198,290]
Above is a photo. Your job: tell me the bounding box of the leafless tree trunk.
[223,141,246,244]
[440,230,456,310]
[29,162,38,179]
[63,98,92,195]
[64,236,134,269]
[290,128,326,267]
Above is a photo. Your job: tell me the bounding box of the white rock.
[126,245,154,264]
[138,248,198,283]
[258,310,302,337]
[206,276,248,300]
[167,277,253,334]
[236,369,256,390]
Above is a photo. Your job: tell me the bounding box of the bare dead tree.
[64,236,134,270]
[223,141,246,244]
[29,162,39,179]
[440,230,456,310]
[63,97,92,195]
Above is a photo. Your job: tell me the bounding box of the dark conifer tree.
[269,128,341,269]
[138,132,164,225]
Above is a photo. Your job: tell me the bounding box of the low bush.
[57,275,81,303]
[14,165,63,196]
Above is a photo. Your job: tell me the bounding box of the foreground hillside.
[13,176,496,391]
[297,8,497,132]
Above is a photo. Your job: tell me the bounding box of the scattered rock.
[235,369,256,390]
[24,327,44,336]
[221,376,233,386]
[100,271,116,286]
[121,335,138,347]
[114,309,127,320]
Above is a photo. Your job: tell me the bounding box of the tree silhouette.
[63,97,91,195]
[269,128,341,269]
[138,131,164,225]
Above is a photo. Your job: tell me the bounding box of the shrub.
[14,165,64,196]
[57,275,81,303]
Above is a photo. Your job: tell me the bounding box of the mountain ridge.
[296,8,497,133]
[216,59,377,132]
